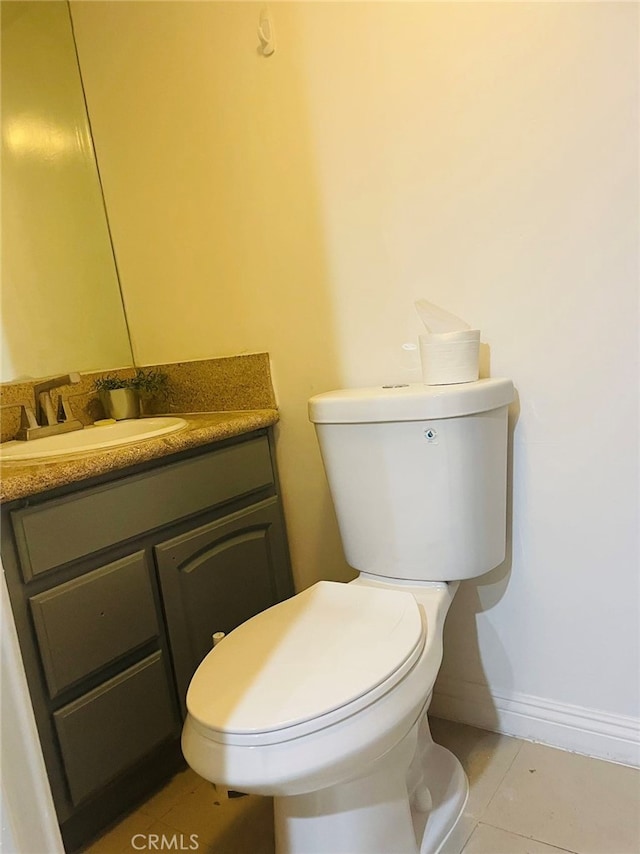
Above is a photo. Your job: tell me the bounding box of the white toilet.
[182,378,514,854]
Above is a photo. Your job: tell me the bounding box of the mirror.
[0,0,133,382]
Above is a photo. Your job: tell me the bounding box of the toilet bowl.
[182,379,514,854]
[182,576,467,853]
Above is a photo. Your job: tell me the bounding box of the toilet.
[182,378,514,854]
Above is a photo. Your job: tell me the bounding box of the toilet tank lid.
[309,378,514,423]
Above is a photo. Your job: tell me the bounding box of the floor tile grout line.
[137,779,205,822]
[475,736,526,821]
[459,823,478,854]
[473,821,582,854]
[455,817,480,854]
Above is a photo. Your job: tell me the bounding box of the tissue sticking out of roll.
[414,299,471,334]
[415,300,480,384]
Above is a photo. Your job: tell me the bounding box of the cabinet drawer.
[53,652,178,806]
[29,552,159,698]
[12,436,273,579]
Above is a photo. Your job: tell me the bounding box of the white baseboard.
[431,676,640,768]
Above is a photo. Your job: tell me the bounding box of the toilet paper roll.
[419,330,480,385]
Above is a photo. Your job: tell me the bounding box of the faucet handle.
[10,404,40,438]
[20,404,39,430]
[0,401,38,429]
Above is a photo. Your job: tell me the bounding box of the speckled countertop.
[0,410,278,504]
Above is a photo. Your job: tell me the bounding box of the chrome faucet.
[15,373,84,441]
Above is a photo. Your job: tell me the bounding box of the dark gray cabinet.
[0,429,293,851]
[156,497,290,714]
[53,652,177,806]
[29,551,160,698]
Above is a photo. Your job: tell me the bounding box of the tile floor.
[82,719,640,854]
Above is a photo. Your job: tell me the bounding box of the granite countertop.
[0,410,278,503]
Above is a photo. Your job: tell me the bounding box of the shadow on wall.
[434,388,521,731]
[479,342,491,379]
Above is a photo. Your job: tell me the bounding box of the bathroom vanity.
[1,423,293,850]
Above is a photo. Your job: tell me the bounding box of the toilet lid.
[186,581,425,740]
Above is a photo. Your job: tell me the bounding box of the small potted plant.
[94,370,168,420]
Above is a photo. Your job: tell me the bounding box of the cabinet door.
[155,497,291,714]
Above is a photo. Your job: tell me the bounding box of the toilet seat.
[186,581,425,746]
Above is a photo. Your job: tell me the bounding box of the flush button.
[424,428,438,443]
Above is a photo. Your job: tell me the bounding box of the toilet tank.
[309,379,514,582]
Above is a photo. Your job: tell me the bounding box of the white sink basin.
[0,417,188,462]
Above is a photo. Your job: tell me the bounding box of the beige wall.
[71,2,638,757]
[71,0,354,593]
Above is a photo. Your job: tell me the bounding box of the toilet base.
[410,715,469,854]
[273,712,468,854]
